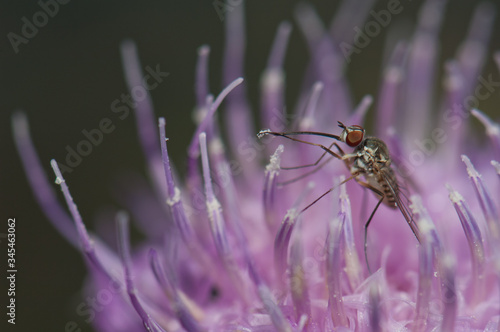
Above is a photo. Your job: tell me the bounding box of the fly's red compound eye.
[344,125,365,147]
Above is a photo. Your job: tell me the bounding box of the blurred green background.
[1,0,500,331]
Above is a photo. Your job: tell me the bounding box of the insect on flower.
[258,121,422,272]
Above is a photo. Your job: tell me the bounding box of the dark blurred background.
[1,0,500,331]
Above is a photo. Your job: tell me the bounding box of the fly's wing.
[391,161,422,194]
[380,167,422,243]
[385,133,422,194]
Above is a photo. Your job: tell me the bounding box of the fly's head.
[337,123,391,171]
[338,122,365,147]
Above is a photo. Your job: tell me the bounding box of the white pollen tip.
[297,314,308,331]
[166,187,181,206]
[409,195,423,215]
[492,160,500,174]
[385,66,403,83]
[50,159,65,184]
[313,81,324,91]
[362,94,373,104]
[299,117,314,130]
[446,184,464,203]
[258,129,272,139]
[262,69,284,91]
[209,137,225,156]
[206,197,222,213]
[441,252,456,269]
[471,108,500,137]
[418,218,434,236]
[266,145,284,173]
[198,44,210,56]
[461,155,480,179]
[284,208,299,221]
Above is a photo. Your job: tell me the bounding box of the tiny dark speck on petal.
[209,286,220,300]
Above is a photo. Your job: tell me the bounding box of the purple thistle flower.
[12,1,500,331]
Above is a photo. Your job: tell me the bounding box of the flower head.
[13,1,500,331]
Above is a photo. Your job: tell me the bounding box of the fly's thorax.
[350,137,399,208]
[355,137,391,163]
[351,137,391,174]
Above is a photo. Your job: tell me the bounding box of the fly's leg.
[359,187,368,224]
[258,131,344,160]
[279,143,344,186]
[299,174,356,214]
[281,142,336,170]
[356,180,385,275]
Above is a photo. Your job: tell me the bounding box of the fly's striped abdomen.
[364,170,397,209]
[377,173,397,208]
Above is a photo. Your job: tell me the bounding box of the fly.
[258,122,421,272]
